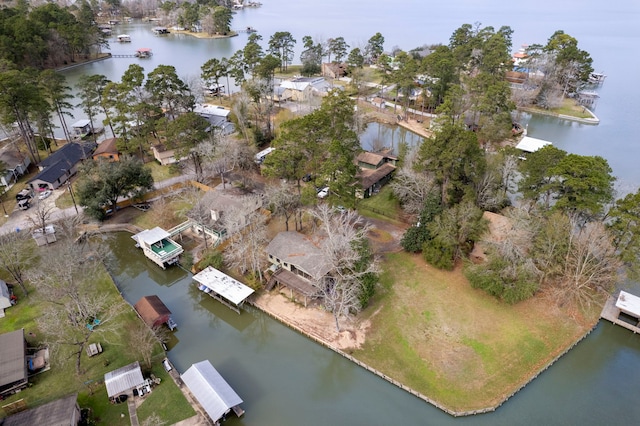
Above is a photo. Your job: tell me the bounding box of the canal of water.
[68,2,640,422]
[104,231,640,425]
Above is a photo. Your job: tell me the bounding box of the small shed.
[181,360,244,425]
[134,295,176,330]
[104,361,145,400]
[1,393,80,426]
[0,329,28,397]
[192,266,254,313]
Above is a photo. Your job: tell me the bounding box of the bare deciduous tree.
[29,238,125,375]
[390,167,436,215]
[267,182,301,231]
[311,205,379,331]
[127,321,169,370]
[28,198,55,235]
[554,220,620,310]
[222,199,268,281]
[0,231,36,296]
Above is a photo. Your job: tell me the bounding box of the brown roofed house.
[92,138,120,162]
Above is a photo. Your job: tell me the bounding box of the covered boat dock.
[192,266,254,313]
[601,290,640,333]
[181,360,244,425]
[515,136,552,154]
[132,227,183,269]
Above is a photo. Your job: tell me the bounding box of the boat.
[246,26,257,33]
[198,284,207,292]
[135,48,153,58]
[117,34,131,43]
[152,26,171,35]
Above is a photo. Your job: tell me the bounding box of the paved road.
[0,173,196,236]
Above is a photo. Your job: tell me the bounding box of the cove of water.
[68,1,640,422]
[105,231,640,425]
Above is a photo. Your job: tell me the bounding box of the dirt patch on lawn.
[252,291,375,351]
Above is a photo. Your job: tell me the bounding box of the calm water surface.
[89,2,640,423]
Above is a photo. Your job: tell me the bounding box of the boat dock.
[600,291,640,333]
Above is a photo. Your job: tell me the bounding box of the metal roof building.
[181,360,244,424]
[515,136,552,153]
[0,329,27,397]
[2,393,80,426]
[104,361,145,398]
[192,266,254,312]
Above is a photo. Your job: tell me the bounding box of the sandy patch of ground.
[252,291,374,351]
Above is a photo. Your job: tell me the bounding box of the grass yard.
[0,264,191,425]
[352,252,598,411]
[357,186,404,224]
[136,363,196,424]
[144,160,181,183]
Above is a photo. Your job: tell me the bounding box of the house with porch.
[187,185,264,245]
[28,142,95,191]
[0,147,30,188]
[92,138,121,162]
[265,231,332,306]
[355,150,398,198]
[131,227,183,269]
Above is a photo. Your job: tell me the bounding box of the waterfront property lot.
[353,252,599,412]
[0,266,192,425]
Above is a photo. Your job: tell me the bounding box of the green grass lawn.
[137,363,196,424]
[357,186,404,223]
[0,265,191,425]
[144,161,181,183]
[351,251,598,411]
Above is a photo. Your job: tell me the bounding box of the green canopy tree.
[76,74,114,137]
[38,70,74,142]
[417,121,485,206]
[268,31,296,72]
[76,156,154,220]
[300,35,323,76]
[550,154,615,221]
[608,189,640,279]
[164,112,210,181]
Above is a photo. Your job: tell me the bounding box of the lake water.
[71,2,640,423]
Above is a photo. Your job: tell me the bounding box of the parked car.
[302,173,313,182]
[38,190,52,200]
[317,187,329,199]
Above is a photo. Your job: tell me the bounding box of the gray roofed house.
[265,231,332,306]
[187,185,263,243]
[193,104,235,135]
[28,143,95,191]
[181,360,244,424]
[0,147,30,188]
[104,361,145,399]
[2,393,80,426]
[0,329,28,397]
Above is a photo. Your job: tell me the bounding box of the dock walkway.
[600,294,640,333]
